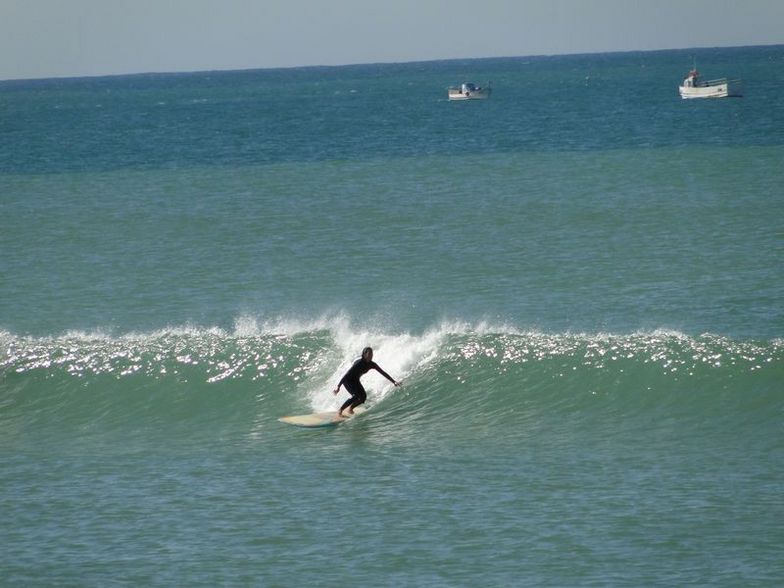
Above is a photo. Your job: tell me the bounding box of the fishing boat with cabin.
[678,67,741,99]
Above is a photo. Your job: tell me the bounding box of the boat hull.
[448,92,490,101]
[679,79,741,99]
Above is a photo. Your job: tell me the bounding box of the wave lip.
[2,322,781,382]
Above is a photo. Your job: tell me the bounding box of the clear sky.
[2,0,782,80]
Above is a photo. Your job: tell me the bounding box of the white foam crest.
[1,318,761,351]
[308,325,449,412]
[42,328,117,343]
[120,325,228,342]
[231,312,354,338]
[231,313,533,340]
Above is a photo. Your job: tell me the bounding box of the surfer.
[334,347,399,417]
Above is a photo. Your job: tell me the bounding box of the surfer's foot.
[337,411,344,418]
[346,409,354,416]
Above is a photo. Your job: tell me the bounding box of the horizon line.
[2,42,780,84]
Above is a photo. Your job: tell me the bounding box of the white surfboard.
[278,405,367,428]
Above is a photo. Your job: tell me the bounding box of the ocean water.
[2,45,783,586]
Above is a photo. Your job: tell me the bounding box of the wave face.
[3,321,781,449]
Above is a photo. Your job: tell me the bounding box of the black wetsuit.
[338,358,395,412]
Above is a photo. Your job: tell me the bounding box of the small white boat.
[448,82,491,101]
[678,68,741,99]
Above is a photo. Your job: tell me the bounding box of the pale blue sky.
[2,0,782,80]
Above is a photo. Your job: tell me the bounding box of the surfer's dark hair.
[362,346,373,357]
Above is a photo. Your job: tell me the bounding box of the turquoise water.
[2,46,783,586]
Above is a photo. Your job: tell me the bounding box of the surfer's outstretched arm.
[372,363,399,386]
